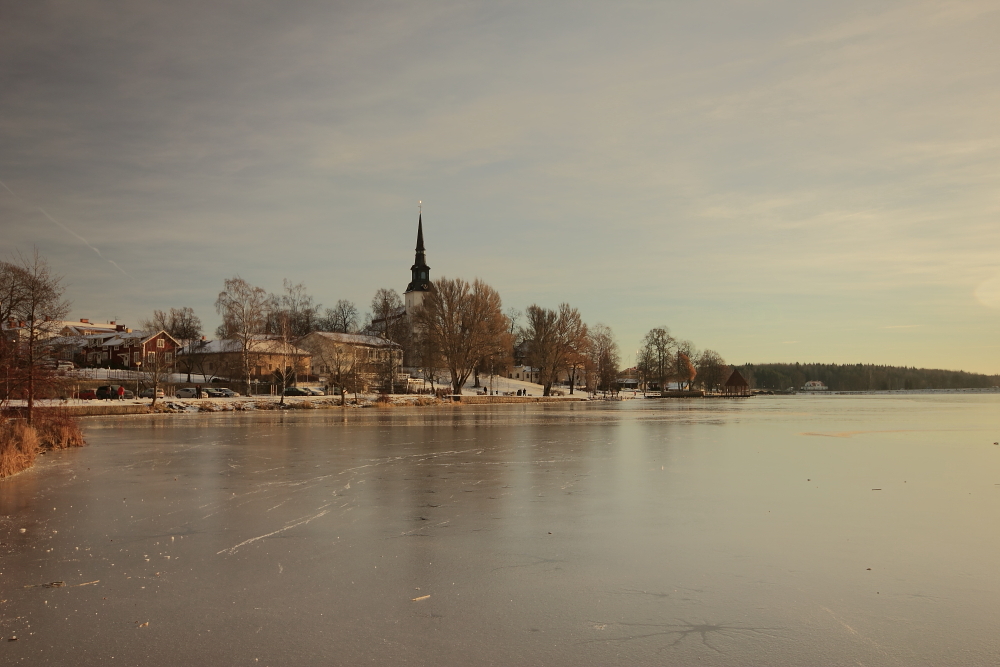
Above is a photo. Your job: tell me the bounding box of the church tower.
[404,213,431,316]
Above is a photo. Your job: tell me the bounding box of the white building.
[802,380,828,391]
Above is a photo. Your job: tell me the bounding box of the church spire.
[405,210,430,296]
[415,213,425,255]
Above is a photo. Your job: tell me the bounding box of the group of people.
[102,385,125,400]
[476,388,531,396]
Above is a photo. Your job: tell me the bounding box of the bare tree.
[587,323,620,394]
[0,252,70,424]
[314,340,359,406]
[320,299,359,333]
[563,344,589,395]
[141,344,174,408]
[522,303,588,396]
[0,261,31,325]
[269,310,310,404]
[367,288,410,391]
[265,280,321,338]
[696,350,728,392]
[638,327,676,393]
[369,288,403,336]
[413,277,507,395]
[215,276,269,395]
[141,307,203,382]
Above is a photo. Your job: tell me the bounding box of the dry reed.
[0,410,86,478]
[33,411,87,450]
[0,419,40,478]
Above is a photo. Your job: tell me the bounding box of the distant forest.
[739,363,1000,392]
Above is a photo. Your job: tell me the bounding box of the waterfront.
[2,395,999,665]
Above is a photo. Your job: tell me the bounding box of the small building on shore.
[802,380,828,391]
[723,369,750,397]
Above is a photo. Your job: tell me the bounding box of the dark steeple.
[405,213,431,294]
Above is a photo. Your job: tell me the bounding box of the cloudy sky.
[2,0,999,372]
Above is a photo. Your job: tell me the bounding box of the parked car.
[304,387,325,396]
[203,388,225,398]
[75,389,97,400]
[139,388,165,399]
[282,387,311,396]
[175,387,206,398]
[214,388,239,397]
[96,385,134,400]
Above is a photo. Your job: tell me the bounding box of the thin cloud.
[0,179,130,277]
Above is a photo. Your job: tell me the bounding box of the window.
[157,339,165,348]
[134,353,140,363]
[147,352,155,363]
[165,352,172,362]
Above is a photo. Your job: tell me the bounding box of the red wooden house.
[82,329,181,369]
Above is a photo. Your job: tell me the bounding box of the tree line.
[741,362,1000,392]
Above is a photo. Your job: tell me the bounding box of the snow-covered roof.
[46,336,89,349]
[300,331,401,348]
[81,329,180,348]
[180,337,310,356]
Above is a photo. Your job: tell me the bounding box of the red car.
[75,389,97,400]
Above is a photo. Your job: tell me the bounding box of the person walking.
[117,385,125,401]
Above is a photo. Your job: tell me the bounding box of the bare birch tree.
[215,276,269,395]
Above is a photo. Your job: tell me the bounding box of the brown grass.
[410,396,439,406]
[0,419,40,478]
[0,411,86,478]
[33,411,87,450]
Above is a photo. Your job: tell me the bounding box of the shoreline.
[5,385,998,419]
[2,393,589,418]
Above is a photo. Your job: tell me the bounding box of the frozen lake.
[2,395,1000,665]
